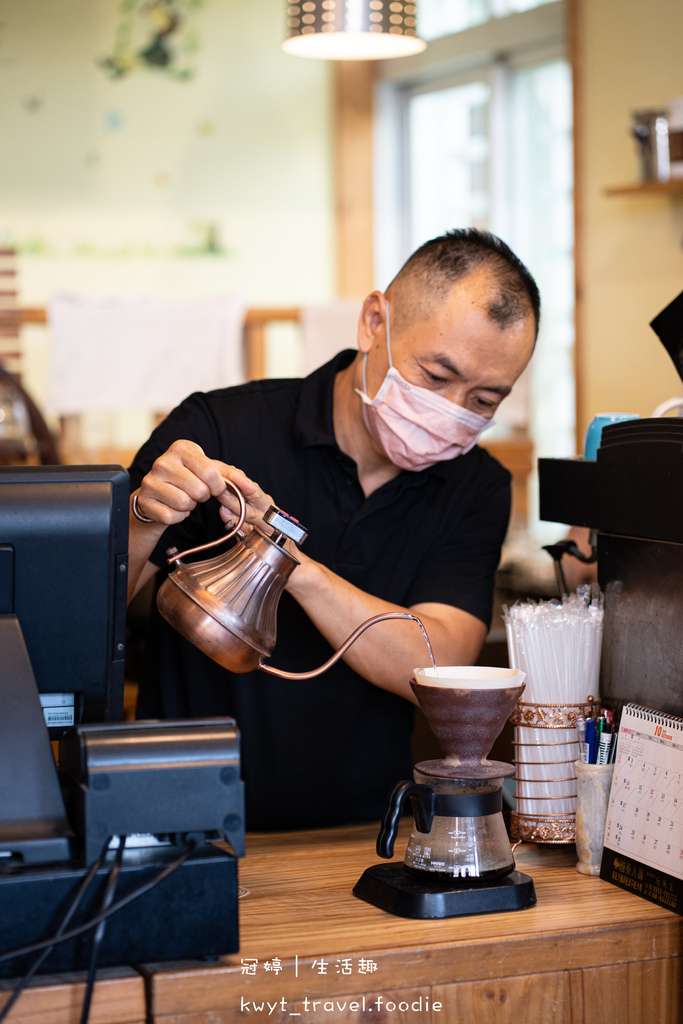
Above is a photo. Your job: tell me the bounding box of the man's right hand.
[128,439,238,601]
[127,440,279,602]
[133,439,237,526]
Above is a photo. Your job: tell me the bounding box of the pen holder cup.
[574,760,614,875]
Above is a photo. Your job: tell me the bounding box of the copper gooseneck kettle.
[157,480,433,678]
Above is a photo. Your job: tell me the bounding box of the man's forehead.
[407,298,536,382]
[392,264,491,301]
[391,265,535,335]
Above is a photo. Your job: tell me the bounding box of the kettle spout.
[258,612,435,680]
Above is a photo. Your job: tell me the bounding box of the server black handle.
[376,781,434,858]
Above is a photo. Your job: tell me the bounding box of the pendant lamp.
[282,0,427,60]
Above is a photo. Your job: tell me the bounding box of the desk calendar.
[600,703,683,914]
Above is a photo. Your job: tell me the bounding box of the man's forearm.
[127,492,166,602]
[284,552,487,703]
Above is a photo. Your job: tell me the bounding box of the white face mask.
[355,303,494,472]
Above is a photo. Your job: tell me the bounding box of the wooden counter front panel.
[566,956,682,1024]
[438,958,682,1024]
[0,966,146,1024]
[150,959,683,1024]
[3,954,677,1024]
[437,972,567,1024]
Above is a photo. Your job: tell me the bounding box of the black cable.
[78,839,126,1024]
[0,840,196,966]
[0,849,108,1024]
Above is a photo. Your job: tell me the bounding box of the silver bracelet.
[131,493,155,524]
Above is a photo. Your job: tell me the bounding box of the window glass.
[409,81,491,247]
[403,54,573,537]
[503,0,557,13]
[418,0,490,39]
[507,58,574,535]
[509,59,574,461]
[377,2,572,538]
[418,0,557,40]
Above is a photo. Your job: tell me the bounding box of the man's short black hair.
[389,228,541,339]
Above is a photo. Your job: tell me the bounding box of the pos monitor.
[0,464,129,733]
[0,465,129,865]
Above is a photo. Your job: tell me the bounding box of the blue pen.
[585,717,598,764]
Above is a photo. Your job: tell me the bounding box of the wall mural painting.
[100,0,205,81]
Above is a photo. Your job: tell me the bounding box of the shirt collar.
[293,349,357,449]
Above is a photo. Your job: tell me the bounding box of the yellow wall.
[1,0,336,439]
[1,0,334,307]
[7,0,683,449]
[577,0,683,438]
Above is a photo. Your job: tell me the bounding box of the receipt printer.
[59,718,245,864]
[0,718,245,977]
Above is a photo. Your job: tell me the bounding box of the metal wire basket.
[509,698,595,844]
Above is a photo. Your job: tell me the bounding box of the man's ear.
[357,291,387,355]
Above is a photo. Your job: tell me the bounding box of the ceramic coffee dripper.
[157,480,433,678]
[377,666,525,882]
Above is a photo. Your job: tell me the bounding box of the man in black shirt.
[127,229,539,830]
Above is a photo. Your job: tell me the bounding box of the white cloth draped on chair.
[46,293,246,414]
[300,299,363,375]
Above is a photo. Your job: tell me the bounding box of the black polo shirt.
[128,350,511,830]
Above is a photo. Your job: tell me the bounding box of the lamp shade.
[282,0,427,60]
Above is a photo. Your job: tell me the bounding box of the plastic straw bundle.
[504,586,603,829]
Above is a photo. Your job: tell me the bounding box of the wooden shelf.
[604,178,683,196]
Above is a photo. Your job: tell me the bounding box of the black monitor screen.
[0,465,129,736]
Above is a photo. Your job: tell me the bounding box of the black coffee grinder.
[354,667,536,919]
[538,290,683,719]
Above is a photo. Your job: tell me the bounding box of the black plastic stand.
[353,863,536,919]
[0,615,73,866]
[0,842,238,978]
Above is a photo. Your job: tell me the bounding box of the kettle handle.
[166,479,247,565]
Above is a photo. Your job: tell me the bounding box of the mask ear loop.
[385,299,393,368]
[362,298,392,395]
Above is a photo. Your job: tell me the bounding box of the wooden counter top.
[137,824,682,1024]
[0,825,679,1023]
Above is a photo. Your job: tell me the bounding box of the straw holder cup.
[509,699,595,844]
